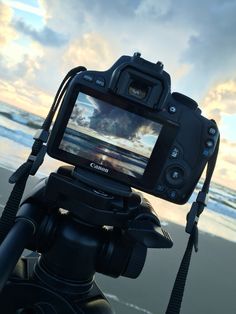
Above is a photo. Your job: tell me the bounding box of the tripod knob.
[126,197,173,248]
[127,218,173,248]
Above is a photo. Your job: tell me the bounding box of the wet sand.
[0,166,235,314]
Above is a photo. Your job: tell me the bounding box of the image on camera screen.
[59,92,162,178]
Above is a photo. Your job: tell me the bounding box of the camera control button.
[171,170,181,179]
[156,184,165,193]
[208,127,217,136]
[83,74,94,82]
[202,148,210,157]
[166,166,185,187]
[167,190,178,200]
[205,139,214,148]
[170,147,180,159]
[168,106,177,114]
[95,77,105,87]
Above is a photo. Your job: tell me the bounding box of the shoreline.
[0,166,235,313]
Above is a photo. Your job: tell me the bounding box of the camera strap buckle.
[9,143,47,184]
[28,145,47,176]
[185,191,208,230]
[185,191,208,252]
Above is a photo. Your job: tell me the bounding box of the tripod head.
[45,166,173,246]
[0,166,172,313]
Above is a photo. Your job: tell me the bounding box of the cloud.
[3,0,236,102]
[211,138,236,189]
[0,78,53,117]
[0,2,17,46]
[0,3,43,85]
[135,0,172,18]
[0,2,233,94]
[224,155,235,165]
[38,0,192,70]
[88,99,159,140]
[40,0,141,24]
[131,0,236,100]
[175,0,236,96]
[12,19,67,47]
[183,1,236,69]
[201,80,236,124]
[62,32,116,71]
[0,53,41,81]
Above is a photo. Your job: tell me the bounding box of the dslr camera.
[47,52,219,204]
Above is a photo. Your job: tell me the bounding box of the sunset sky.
[0,0,236,190]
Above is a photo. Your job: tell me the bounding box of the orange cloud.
[62,32,116,71]
[201,80,236,123]
[212,139,236,190]
[0,2,17,46]
[0,79,53,117]
[198,80,236,190]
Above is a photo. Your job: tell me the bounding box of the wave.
[190,184,236,220]
[0,125,33,147]
[207,196,236,220]
[0,103,44,129]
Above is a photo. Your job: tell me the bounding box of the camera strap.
[166,134,220,314]
[0,66,86,244]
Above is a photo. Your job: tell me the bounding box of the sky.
[0,0,236,190]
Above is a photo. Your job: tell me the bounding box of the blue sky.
[0,0,236,189]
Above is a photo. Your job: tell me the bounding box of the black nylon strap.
[166,228,196,314]
[0,163,31,243]
[165,135,220,314]
[0,66,86,245]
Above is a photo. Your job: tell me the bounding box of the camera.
[0,53,220,313]
[47,52,219,204]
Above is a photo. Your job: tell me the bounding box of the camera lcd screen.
[59,92,163,178]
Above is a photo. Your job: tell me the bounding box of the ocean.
[0,101,236,314]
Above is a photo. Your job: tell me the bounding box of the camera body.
[47,53,219,204]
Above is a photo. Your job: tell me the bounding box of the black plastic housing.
[47,53,219,204]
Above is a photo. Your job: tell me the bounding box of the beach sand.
[0,166,235,314]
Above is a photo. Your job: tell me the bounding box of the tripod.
[0,166,172,313]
